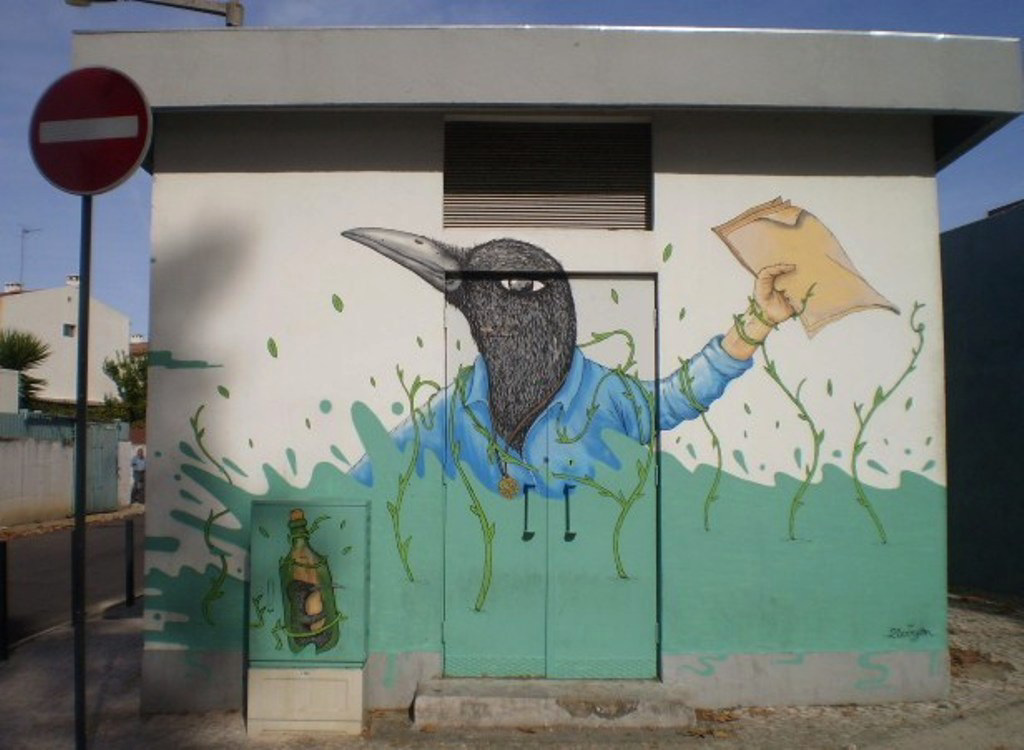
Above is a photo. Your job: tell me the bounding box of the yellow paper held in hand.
[713,197,899,337]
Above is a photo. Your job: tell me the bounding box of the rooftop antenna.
[19,226,41,285]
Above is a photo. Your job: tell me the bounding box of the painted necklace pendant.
[498,475,520,499]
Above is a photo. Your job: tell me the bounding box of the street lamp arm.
[132,0,242,23]
[66,0,244,26]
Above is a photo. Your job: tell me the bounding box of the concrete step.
[413,678,696,730]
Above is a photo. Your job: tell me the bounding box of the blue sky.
[1,0,1021,336]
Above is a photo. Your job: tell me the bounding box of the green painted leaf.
[743,402,751,415]
[826,379,833,397]
[222,457,248,478]
[905,397,914,411]
[866,459,888,474]
[217,385,230,399]
[258,526,269,538]
[416,336,424,348]
[678,307,686,321]
[794,447,803,469]
[610,288,619,304]
[921,459,936,472]
[370,376,377,387]
[331,294,344,313]
[662,243,673,262]
[341,546,353,556]
[266,337,278,358]
[304,418,311,429]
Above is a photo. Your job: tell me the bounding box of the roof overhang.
[72,26,1023,169]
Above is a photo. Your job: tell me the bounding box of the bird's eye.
[500,278,546,293]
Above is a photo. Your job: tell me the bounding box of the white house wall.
[0,287,128,403]
[142,110,947,710]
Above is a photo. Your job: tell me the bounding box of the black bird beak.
[342,228,462,293]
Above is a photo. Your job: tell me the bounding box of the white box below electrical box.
[247,667,364,736]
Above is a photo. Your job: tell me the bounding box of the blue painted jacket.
[354,335,751,497]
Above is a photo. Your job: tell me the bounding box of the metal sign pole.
[73,193,93,750]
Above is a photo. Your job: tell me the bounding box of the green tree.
[0,329,51,408]
[103,350,148,425]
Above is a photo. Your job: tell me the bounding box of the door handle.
[563,484,577,542]
[521,483,536,541]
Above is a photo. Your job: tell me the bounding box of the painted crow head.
[342,228,576,450]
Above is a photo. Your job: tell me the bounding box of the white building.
[73,25,1021,722]
[0,277,130,404]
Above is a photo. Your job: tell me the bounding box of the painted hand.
[753,263,798,326]
[721,263,798,360]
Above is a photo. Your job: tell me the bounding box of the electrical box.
[247,500,369,735]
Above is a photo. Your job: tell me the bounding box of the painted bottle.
[280,508,341,654]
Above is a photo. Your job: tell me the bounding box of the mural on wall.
[340,226,794,604]
[341,226,795,493]
[247,502,367,664]
[144,193,942,681]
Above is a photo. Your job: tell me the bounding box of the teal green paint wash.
[149,350,223,369]
[660,458,946,656]
[145,402,444,656]
[148,402,943,671]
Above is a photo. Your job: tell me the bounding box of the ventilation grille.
[444,122,652,229]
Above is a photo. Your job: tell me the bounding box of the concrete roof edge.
[70,25,1021,42]
[71,27,1023,113]
[71,26,1022,167]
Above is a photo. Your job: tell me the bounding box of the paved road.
[3,512,145,645]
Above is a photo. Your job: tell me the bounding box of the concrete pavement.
[0,591,1021,749]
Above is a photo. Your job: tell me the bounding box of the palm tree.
[0,329,51,407]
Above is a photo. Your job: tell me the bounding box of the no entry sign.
[30,67,152,195]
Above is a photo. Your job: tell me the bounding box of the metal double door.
[442,275,658,678]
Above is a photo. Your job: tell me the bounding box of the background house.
[0,276,130,404]
[0,369,17,413]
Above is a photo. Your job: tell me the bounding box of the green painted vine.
[189,404,232,485]
[762,339,824,541]
[201,507,231,625]
[678,357,724,532]
[389,366,442,582]
[553,328,655,579]
[756,285,821,540]
[851,301,926,544]
[452,366,495,611]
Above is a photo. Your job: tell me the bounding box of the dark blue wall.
[942,202,1024,594]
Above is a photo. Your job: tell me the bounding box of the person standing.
[131,447,146,504]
